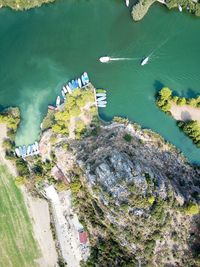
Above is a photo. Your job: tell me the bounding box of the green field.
[0,164,40,267]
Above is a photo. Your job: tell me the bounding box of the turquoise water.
[1,0,200,163]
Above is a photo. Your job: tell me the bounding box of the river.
[0,0,200,163]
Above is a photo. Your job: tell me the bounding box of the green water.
[1,0,200,164]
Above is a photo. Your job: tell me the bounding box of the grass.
[0,164,40,267]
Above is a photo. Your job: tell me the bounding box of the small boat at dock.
[56,96,61,107]
[78,78,82,88]
[15,148,21,157]
[141,56,149,66]
[61,90,66,100]
[63,86,67,94]
[66,85,72,94]
[97,96,106,102]
[125,0,129,7]
[178,4,182,12]
[96,93,106,97]
[27,145,31,155]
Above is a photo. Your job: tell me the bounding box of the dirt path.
[170,104,200,124]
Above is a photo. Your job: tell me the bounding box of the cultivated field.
[0,164,40,267]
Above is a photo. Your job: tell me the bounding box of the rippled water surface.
[0,0,200,163]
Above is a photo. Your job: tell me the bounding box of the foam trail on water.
[109,57,139,61]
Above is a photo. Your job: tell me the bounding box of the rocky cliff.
[43,118,200,266]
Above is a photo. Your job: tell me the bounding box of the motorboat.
[97,96,106,102]
[66,85,72,94]
[178,5,182,12]
[78,78,82,88]
[56,96,61,107]
[141,56,149,66]
[15,148,21,157]
[35,141,39,152]
[27,145,31,155]
[125,0,129,7]
[98,101,107,105]
[63,86,67,94]
[83,72,89,84]
[61,90,66,100]
[96,93,106,97]
[99,56,110,63]
[22,145,26,157]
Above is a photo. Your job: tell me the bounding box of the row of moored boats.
[15,141,39,158]
[56,72,90,107]
[96,90,107,108]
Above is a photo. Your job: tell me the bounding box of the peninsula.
[1,81,200,266]
[156,87,200,148]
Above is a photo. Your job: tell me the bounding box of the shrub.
[15,176,27,186]
[185,202,199,216]
[123,134,132,142]
[148,195,155,205]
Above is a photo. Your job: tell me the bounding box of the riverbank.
[0,0,56,10]
[156,87,200,148]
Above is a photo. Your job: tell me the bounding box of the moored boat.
[66,85,72,94]
[61,90,66,100]
[97,96,106,102]
[96,93,106,97]
[27,145,31,155]
[22,145,26,157]
[78,78,82,88]
[125,0,129,7]
[178,4,182,12]
[56,96,61,107]
[15,148,21,157]
[63,86,67,94]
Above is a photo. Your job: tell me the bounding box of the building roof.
[79,231,87,244]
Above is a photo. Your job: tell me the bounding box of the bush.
[15,176,27,186]
[123,134,132,142]
[185,202,199,216]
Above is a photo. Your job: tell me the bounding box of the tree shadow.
[153,80,165,97]
[181,111,191,122]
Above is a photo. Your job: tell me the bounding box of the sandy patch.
[170,104,200,124]
[22,188,58,267]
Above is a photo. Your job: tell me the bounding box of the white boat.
[141,56,149,66]
[98,101,107,105]
[15,148,21,157]
[78,78,82,88]
[22,145,26,157]
[99,56,110,63]
[27,145,31,155]
[97,96,107,102]
[81,74,86,85]
[56,96,61,107]
[67,85,72,94]
[35,141,39,152]
[63,86,67,94]
[98,105,106,108]
[83,72,89,84]
[96,93,106,97]
[178,4,182,12]
[61,90,66,100]
[125,0,129,7]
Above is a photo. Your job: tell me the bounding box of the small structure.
[78,229,87,244]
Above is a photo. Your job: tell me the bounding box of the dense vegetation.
[178,120,200,148]
[132,0,200,21]
[0,0,56,10]
[156,87,200,148]
[51,87,97,139]
[132,0,156,21]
